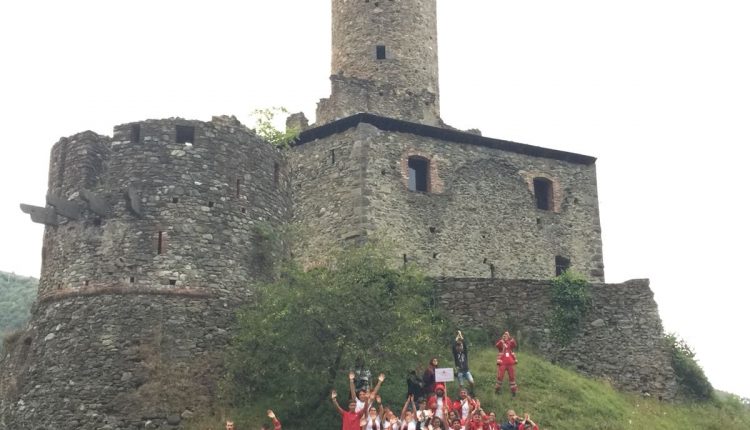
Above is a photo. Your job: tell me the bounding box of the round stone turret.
[317,0,442,125]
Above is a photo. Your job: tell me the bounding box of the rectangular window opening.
[236,179,241,198]
[176,125,195,144]
[172,197,179,204]
[555,255,571,276]
[534,178,553,210]
[330,149,336,165]
[169,279,177,286]
[157,231,164,255]
[130,124,141,143]
[273,162,280,188]
[208,201,215,208]
[376,45,387,60]
[129,277,135,283]
[407,157,429,192]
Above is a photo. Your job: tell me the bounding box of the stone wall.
[38,115,291,299]
[288,124,371,268]
[292,120,605,281]
[4,115,293,429]
[436,278,677,399]
[0,293,234,430]
[318,0,441,125]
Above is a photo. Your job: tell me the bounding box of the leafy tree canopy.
[0,271,38,352]
[225,244,449,427]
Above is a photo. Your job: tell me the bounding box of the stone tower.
[316,0,442,125]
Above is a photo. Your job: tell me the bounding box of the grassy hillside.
[190,347,750,429]
[0,271,37,352]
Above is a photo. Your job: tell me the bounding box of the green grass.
[465,348,750,430]
[187,347,750,429]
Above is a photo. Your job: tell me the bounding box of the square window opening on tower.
[376,45,386,60]
[176,125,195,144]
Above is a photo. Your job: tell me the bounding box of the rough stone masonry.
[2,1,675,428]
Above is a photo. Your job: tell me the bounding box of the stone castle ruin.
[1,1,676,428]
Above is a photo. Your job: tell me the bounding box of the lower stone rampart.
[1,278,676,429]
[0,292,237,430]
[436,278,677,399]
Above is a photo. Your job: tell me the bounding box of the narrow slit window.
[236,179,241,198]
[555,255,571,276]
[376,45,387,60]
[273,162,280,188]
[157,231,165,255]
[330,149,336,164]
[533,177,553,210]
[176,125,195,144]
[407,157,429,192]
[131,124,141,143]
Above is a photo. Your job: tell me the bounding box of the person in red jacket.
[332,389,368,430]
[481,410,500,430]
[261,410,282,430]
[427,383,453,420]
[494,331,518,396]
[453,388,477,422]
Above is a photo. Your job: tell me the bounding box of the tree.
[0,271,38,353]
[664,333,714,401]
[250,107,300,148]
[225,244,448,427]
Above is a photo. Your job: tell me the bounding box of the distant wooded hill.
[0,271,37,349]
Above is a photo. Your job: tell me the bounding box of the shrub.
[224,243,450,427]
[549,270,592,345]
[664,333,713,401]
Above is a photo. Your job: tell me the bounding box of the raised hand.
[331,390,338,399]
[349,371,355,380]
[378,373,385,382]
[267,410,276,419]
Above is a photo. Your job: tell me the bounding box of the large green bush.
[225,244,450,427]
[549,270,592,345]
[664,333,714,401]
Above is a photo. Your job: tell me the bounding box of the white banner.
[435,367,454,383]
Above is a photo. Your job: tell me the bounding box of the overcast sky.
[1,0,748,398]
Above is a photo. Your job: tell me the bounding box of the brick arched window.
[407,156,430,192]
[533,177,554,210]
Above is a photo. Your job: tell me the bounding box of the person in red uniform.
[332,389,369,430]
[261,409,282,430]
[481,410,500,430]
[427,383,453,420]
[494,331,518,396]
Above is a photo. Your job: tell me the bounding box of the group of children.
[220,330,537,429]
[331,330,539,430]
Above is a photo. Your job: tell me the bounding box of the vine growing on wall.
[549,270,592,346]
